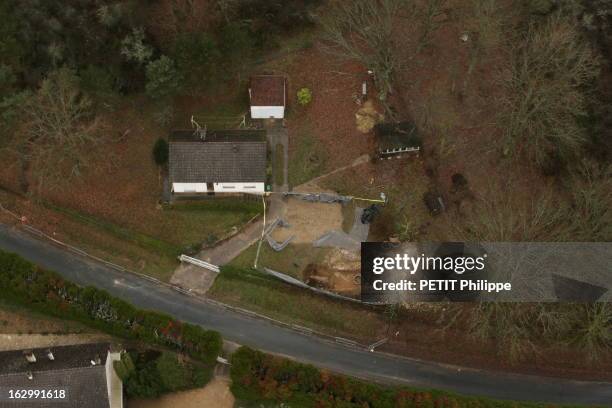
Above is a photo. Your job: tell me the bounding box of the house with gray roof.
[0,343,123,408]
[169,129,267,195]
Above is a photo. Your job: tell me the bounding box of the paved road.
[0,224,611,406]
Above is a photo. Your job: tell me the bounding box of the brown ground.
[0,334,113,351]
[248,2,612,381]
[0,304,93,335]
[0,305,113,351]
[305,249,361,296]
[0,96,257,279]
[262,47,375,172]
[270,197,343,244]
[265,0,543,242]
[383,305,612,382]
[128,378,234,408]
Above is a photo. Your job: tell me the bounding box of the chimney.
[23,351,36,363]
[91,354,102,366]
[46,349,55,361]
[26,371,33,380]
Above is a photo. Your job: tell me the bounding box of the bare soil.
[128,378,234,408]
[270,198,343,244]
[0,304,93,335]
[265,47,375,172]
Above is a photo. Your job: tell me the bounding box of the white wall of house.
[106,351,123,408]
[172,182,264,194]
[251,106,285,119]
[214,182,264,193]
[172,183,207,193]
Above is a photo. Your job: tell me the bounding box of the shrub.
[219,22,254,67]
[500,12,600,172]
[79,65,116,96]
[229,0,320,48]
[145,56,182,99]
[528,0,555,15]
[230,346,556,407]
[152,137,169,166]
[123,351,211,398]
[156,352,191,391]
[121,27,154,65]
[297,87,312,105]
[0,249,222,365]
[172,33,220,87]
[113,352,136,381]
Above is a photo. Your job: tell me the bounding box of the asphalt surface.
[0,224,611,406]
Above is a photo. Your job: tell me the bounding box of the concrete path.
[267,123,289,192]
[1,224,611,406]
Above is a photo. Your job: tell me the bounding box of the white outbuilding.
[249,75,286,119]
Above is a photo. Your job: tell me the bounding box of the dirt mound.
[356,100,384,133]
[304,249,361,296]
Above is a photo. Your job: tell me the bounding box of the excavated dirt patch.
[270,198,343,244]
[304,249,361,296]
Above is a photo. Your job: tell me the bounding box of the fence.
[0,201,371,352]
[178,255,220,273]
[262,268,362,304]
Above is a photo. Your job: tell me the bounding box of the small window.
[244,185,256,189]
[223,185,235,189]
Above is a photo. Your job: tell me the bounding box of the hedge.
[117,350,213,398]
[230,347,587,408]
[0,249,222,365]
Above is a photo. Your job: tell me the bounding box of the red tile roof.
[250,75,286,107]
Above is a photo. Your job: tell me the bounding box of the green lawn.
[288,125,328,187]
[230,242,330,280]
[208,265,384,341]
[38,199,263,281]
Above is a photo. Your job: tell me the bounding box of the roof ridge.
[0,364,106,378]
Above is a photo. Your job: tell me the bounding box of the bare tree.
[569,162,612,241]
[500,12,600,171]
[321,0,400,102]
[320,0,444,107]
[447,181,573,242]
[19,67,101,192]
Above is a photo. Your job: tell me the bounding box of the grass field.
[0,189,262,281]
[0,90,263,281]
[229,242,330,280]
[287,125,328,188]
[208,265,384,341]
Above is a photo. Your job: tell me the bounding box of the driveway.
[170,122,289,291]
[0,224,611,406]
